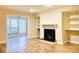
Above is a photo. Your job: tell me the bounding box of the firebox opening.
[44,29,56,42]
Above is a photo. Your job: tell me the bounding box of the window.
[8,16,26,34]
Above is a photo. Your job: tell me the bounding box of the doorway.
[6,16,28,53]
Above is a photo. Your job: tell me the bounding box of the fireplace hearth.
[44,29,55,42]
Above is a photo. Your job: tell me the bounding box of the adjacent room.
[0,5,79,53]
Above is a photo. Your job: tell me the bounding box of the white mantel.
[42,24,57,29]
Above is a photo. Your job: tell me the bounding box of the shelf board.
[66,18,79,21]
[66,28,79,31]
[36,27,40,29]
[65,24,79,28]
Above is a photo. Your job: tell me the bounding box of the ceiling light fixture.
[45,5,52,7]
[30,9,37,13]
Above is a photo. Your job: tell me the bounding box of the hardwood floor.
[0,43,6,53]
[26,38,79,53]
[0,38,79,53]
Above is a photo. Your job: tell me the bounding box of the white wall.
[39,6,79,44]
[70,35,79,44]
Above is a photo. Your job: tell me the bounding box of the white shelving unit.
[36,16,40,38]
[65,15,79,31]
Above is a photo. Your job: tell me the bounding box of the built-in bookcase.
[62,11,79,44]
[64,11,79,31]
[36,16,40,29]
[35,16,40,38]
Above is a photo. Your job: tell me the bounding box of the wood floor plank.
[0,38,79,53]
[27,38,79,53]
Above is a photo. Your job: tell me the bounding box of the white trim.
[0,41,6,44]
[57,41,63,45]
[71,41,79,44]
[57,41,79,45]
[57,41,69,45]
[40,40,56,45]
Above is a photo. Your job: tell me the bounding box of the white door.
[6,16,28,53]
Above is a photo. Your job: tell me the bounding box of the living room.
[0,5,79,53]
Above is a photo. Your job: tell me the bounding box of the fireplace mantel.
[42,24,57,29]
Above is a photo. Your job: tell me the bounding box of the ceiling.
[0,5,69,14]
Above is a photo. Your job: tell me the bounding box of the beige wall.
[0,8,37,43]
[39,6,79,44]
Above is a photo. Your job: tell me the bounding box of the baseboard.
[0,41,6,44]
[28,35,38,39]
[40,39,56,45]
[57,41,63,45]
[71,41,79,44]
[63,41,70,44]
[57,41,69,45]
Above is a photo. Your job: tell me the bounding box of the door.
[6,16,28,53]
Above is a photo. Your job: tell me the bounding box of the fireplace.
[42,24,57,42]
[44,29,55,42]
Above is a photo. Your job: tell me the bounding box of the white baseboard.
[57,42,63,45]
[0,41,6,44]
[28,35,38,39]
[71,41,79,44]
[57,41,69,45]
[40,40,56,45]
[57,41,79,45]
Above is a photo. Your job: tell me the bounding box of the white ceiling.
[0,5,68,13]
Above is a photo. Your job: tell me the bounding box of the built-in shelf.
[36,25,40,29]
[37,28,40,30]
[36,26,40,30]
[62,11,79,43]
[65,13,79,31]
[36,16,40,29]
[36,16,40,38]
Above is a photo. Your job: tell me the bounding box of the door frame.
[6,15,29,42]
